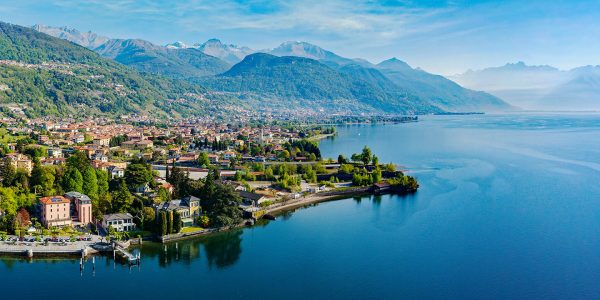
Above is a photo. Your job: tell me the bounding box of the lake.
[2,113,600,299]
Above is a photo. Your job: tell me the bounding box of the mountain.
[196,39,254,65]
[266,42,509,111]
[165,41,189,49]
[377,58,510,112]
[0,21,207,118]
[198,53,438,114]
[450,62,600,110]
[541,66,600,111]
[95,38,230,78]
[268,41,359,67]
[32,24,110,49]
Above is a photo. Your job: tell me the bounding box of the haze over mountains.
[450,62,600,111]
[28,23,511,115]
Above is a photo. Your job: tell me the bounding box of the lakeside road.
[266,188,372,215]
[0,238,101,256]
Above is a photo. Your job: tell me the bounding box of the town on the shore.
[0,114,418,258]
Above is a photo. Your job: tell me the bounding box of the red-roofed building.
[40,196,72,228]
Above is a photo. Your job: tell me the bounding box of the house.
[72,135,85,144]
[102,213,136,232]
[40,196,72,228]
[207,154,219,163]
[93,135,111,147]
[107,165,124,178]
[122,139,153,150]
[223,151,236,160]
[238,190,268,207]
[133,183,152,194]
[47,148,63,158]
[5,153,33,175]
[155,196,201,226]
[64,191,93,227]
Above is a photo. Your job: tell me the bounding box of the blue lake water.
[1,113,600,299]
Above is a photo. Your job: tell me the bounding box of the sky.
[1,0,599,75]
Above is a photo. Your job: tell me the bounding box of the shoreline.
[0,188,416,259]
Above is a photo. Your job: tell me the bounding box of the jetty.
[113,241,140,265]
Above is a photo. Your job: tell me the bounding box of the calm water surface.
[1,113,600,299]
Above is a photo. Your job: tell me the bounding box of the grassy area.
[180,226,204,233]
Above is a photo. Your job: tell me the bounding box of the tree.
[112,180,133,213]
[372,167,382,183]
[361,146,372,165]
[124,162,153,188]
[197,152,210,167]
[13,208,30,229]
[384,163,396,172]
[1,161,16,187]
[67,151,90,174]
[337,154,348,164]
[202,183,243,227]
[82,167,98,200]
[166,211,173,234]
[157,211,168,236]
[143,207,156,229]
[156,186,171,203]
[173,211,182,233]
[168,167,191,198]
[0,187,17,216]
[200,215,210,227]
[234,171,242,181]
[372,155,379,167]
[264,166,274,180]
[62,167,83,193]
[30,165,55,196]
[96,169,110,196]
[96,193,112,220]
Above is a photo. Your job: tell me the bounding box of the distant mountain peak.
[377,57,413,71]
[165,41,188,49]
[32,24,110,49]
[197,38,254,65]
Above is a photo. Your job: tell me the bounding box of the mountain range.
[450,62,600,110]
[16,23,513,116]
[0,22,214,118]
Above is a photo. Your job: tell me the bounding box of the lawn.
[180,226,204,233]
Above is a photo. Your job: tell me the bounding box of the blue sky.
[1,0,599,74]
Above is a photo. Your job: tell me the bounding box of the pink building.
[40,196,72,228]
[64,192,93,227]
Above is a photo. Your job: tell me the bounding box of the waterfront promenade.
[0,235,101,256]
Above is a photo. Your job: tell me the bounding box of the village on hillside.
[0,114,418,253]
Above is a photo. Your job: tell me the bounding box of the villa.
[155,196,201,226]
[102,213,136,232]
[40,196,72,228]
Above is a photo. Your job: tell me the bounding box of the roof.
[64,191,91,201]
[40,196,69,205]
[156,200,187,211]
[238,191,264,201]
[103,213,134,221]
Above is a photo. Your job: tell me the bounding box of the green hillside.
[0,22,207,118]
[199,53,439,114]
[95,39,230,78]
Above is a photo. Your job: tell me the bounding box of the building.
[238,190,269,207]
[5,153,33,175]
[93,135,111,147]
[64,191,93,227]
[121,139,153,150]
[155,196,201,226]
[102,213,136,232]
[107,165,124,178]
[40,196,72,228]
[47,148,63,158]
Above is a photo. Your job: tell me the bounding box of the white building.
[102,213,136,232]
